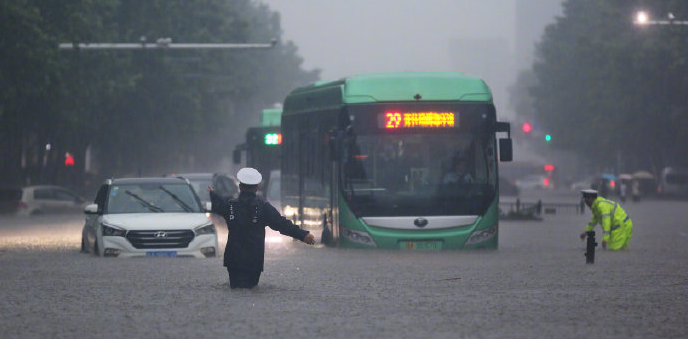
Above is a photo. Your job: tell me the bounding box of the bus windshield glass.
[341,103,497,217]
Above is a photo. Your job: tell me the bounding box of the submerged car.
[515,174,552,190]
[498,176,519,196]
[81,177,218,258]
[0,185,86,216]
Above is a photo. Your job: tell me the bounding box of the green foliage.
[0,0,319,190]
[518,0,688,171]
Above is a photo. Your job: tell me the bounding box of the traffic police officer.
[579,189,633,250]
[209,167,315,289]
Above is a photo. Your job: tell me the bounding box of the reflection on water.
[0,213,308,253]
[0,213,84,251]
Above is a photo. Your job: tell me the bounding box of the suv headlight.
[195,223,216,235]
[102,224,126,237]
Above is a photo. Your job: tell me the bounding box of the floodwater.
[1,193,687,339]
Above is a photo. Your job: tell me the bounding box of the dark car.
[499,177,520,196]
[170,173,239,204]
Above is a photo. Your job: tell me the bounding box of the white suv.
[81,177,218,258]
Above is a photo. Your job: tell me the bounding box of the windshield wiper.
[125,190,164,212]
[158,186,193,212]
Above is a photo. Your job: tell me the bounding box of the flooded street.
[1,193,687,339]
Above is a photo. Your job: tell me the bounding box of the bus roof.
[283,72,493,114]
[260,108,282,127]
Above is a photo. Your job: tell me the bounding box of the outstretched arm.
[264,203,314,245]
[303,233,315,245]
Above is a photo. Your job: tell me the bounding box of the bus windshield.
[341,132,496,217]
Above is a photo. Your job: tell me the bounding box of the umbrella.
[632,171,655,179]
[619,173,633,180]
[602,173,617,181]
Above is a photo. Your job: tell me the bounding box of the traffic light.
[264,133,282,145]
[522,122,532,133]
[545,134,552,142]
[544,164,555,172]
[64,152,75,167]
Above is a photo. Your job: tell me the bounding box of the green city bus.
[233,108,282,194]
[281,72,512,249]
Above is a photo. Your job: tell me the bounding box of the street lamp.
[635,11,649,25]
[633,11,688,26]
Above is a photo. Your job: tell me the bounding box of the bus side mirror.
[233,149,241,164]
[499,138,513,162]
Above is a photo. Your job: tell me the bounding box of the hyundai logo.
[154,231,167,238]
[414,218,428,228]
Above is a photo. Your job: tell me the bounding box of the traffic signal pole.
[59,37,277,50]
[55,36,277,190]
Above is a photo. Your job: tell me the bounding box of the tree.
[1,0,319,193]
[522,0,688,173]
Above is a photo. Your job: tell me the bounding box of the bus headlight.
[464,225,497,245]
[341,227,377,247]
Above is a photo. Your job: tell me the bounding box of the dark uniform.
[210,190,309,288]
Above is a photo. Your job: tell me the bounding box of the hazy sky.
[257,0,562,118]
[260,0,514,79]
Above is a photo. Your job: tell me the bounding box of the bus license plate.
[401,241,442,250]
[146,251,177,257]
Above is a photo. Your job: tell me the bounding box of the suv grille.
[126,230,195,249]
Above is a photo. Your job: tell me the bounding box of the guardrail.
[499,198,585,220]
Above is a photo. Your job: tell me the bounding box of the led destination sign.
[381,111,456,129]
[264,133,282,145]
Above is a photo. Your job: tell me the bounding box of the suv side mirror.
[84,204,99,214]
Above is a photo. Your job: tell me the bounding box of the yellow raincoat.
[585,197,633,250]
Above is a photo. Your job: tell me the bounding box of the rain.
[1,1,688,338]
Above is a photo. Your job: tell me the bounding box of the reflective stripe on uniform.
[610,202,618,218]
[612,224,620,231]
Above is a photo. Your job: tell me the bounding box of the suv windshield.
[106,183,202,214]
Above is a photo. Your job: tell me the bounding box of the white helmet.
[236,167,262,185]
[580,189,598,198]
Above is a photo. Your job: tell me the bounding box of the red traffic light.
[544,164,555,172]
[64,152,75,167]
[522,122,532,133]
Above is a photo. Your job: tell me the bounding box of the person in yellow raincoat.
[579,189,633,250]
